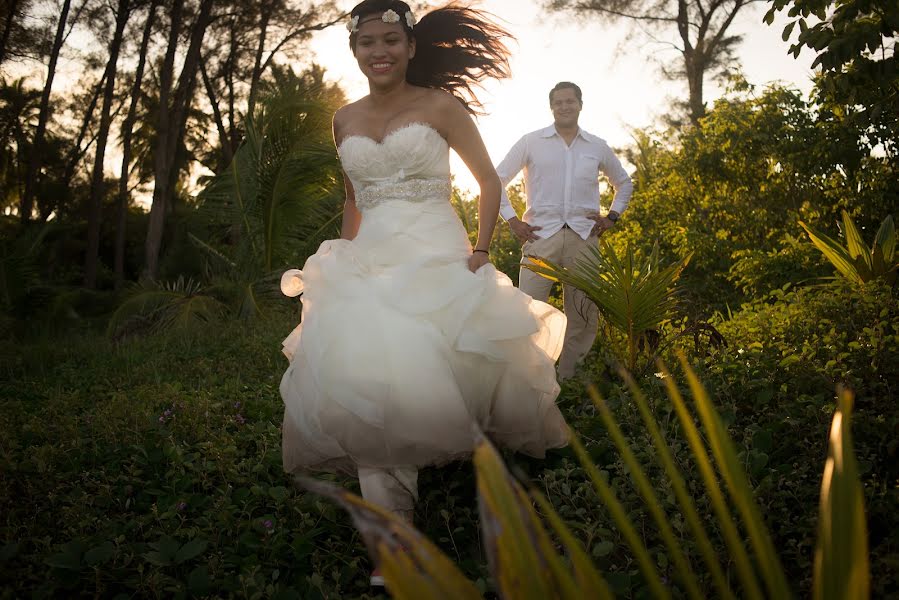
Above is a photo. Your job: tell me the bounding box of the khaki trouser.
[519,226,599,379]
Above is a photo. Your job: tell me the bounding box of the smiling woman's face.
[352,17,415,86]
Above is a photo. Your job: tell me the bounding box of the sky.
[307,0,818,193]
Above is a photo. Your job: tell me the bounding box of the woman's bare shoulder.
[422,87,460,108]
[416,88,467,134]
[333,98,370,132]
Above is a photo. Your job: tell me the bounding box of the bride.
[279,0,569,581]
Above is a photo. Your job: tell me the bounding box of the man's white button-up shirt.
[496,125,634,240]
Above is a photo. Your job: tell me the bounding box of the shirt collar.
[541,124,590,141]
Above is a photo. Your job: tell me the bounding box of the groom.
[495,81,633,379]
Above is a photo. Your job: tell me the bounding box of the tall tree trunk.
[226,21,238,154]
[84,0,131,288]
[686,54,705,125]
[166,83,194,212]
[144,0,184,280]
[246,9,270,118]
[115,0,159,289]
[21,0,71,223]
[0,0,20,66]
[62,73,106,186]
[200,57,232,170]
[144,0,215,279]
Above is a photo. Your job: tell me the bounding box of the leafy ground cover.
[552,280,898,597]
[1,279,896,598]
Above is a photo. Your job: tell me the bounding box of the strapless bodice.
[338,122,452,210]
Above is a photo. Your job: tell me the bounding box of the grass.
[3,313,363,598]
[1,281,897,598]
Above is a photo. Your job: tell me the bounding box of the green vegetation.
[800,211,896,286]
[612,82,897,310]
[3,284,893,597]
[2,0,897,597]
[2,261,896,597]
[307,365,867,600]
[523,241,692,371]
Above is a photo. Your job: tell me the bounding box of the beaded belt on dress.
[355,177,452,210]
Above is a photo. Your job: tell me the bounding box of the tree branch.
[677,0,694,54]
[62,0,90,45]
[706,0,745,58]
[573,2,682,25]
[696,0,707,23]
[200,55,232,168]
[258,14,346,76]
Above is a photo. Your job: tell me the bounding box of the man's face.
[550,87,582,128]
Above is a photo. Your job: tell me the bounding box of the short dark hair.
[549,82,582,105]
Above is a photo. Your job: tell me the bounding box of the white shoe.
[370,568,385,587]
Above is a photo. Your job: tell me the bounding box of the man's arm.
[588,141,634,237]
[495,134,542,242]
[495,135,528,222]
[600,141,634,216]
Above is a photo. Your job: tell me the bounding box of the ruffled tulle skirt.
[280,197,569,475]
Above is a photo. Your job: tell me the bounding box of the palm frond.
[800,212,897,285]
[192,66,345,287]
[799,220,865,284]
[107,276,227,339]
[525,240,691,369]
[840,211,870,263]
[873,215,895,263]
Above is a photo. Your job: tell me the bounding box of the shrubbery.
[701,281,898,595]
[611,83,898,312]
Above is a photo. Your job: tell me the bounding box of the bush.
[696,281,898,595]
[610,84,898,313]
[727,233,828,298]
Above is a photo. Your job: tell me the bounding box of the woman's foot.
[370,511,413,587]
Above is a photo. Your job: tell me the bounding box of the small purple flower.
[164,409,173,417]
[235,414,246,425]
[158,416,166,423]
[177,501,187,511]
[263,520,273,529]
[233,401,241,409]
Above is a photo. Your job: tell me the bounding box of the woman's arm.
[441,95,501,272]
[339,172,361,240]
[333,110,361,240]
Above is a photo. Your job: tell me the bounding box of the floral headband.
[347,9,416,33]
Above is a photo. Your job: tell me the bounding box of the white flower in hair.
[405,10,416,28]
[382,9,400,23]
[346,15,359,33]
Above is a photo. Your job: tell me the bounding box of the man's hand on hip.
[508,217,542,243]
[588,213,616,237]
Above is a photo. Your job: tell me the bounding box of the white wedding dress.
[280,122,568,475]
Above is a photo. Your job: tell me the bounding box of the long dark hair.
[348,1,513,114]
